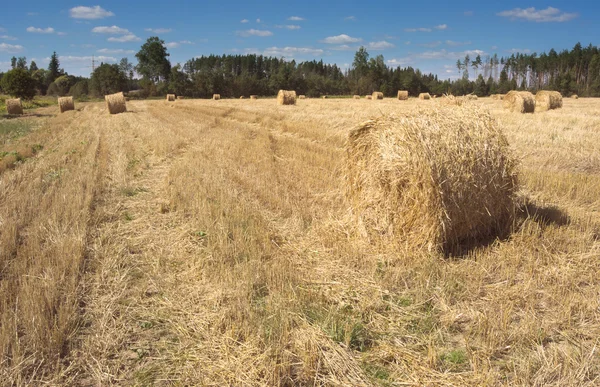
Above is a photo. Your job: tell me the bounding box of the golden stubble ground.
[0,97,599,386]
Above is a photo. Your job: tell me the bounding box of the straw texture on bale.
[397,90,409,100]
[6,98,23,115]
[419,93,431,100]
[277,90,297,105]
[58,96,75,113]
[166,94,176,101]
[503,91,535,113]
[250,95,258,100]
[105,92,127,115]
[372,92,384,100]
[353,95,361,99]
[366,95,372,100]
[571,94,579,99]
[535,91,563,111]
[346,106,518,254]
[213,94,220,100]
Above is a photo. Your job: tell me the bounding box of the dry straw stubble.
[6,98,24,115]
[105,92,127,115]
[58,96,75,113]
[535,90,563,111]
[397,90,409,100]
[346,105,518,254]
[503,91,535,113]
[277,90,297,105]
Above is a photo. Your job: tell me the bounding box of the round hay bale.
[372,92,383,100]
[166,94,176,101]
[535,91,563,111]
[250,95,258,100]
[322,95,328,99]
[571,94,578,99]
[298,95,306,99]
[6,98,23,115]
[397,91,409,100]
[213,94,221,100]
[353,95,361,99]
[177,96,184,100]
[277,90,297,105]
[58,96,75,113]
[365,95,372,100]
[503,91,535,113]
[419,93,431,100]
[240,96,245,99]
[346,106,518,254]
[105,92,127,115]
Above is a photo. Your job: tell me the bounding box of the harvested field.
[1,97,599,386]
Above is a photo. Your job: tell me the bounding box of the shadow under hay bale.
[6,98,23,115]
[277,90,297,105]
[503,91,535,113]
[397,90,409,100]
[105,92,127,115]
[346,106,519,255]
[518,199,570,227]
[535,91,563,111]
[58,96,75,113]
[372,92,383,100]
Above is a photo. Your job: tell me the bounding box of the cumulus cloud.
[237,29,273,37]
[240,19,249,23]
[97,48,135,54]
[507,48,532,54]
[145,28,172,34]
[275,24,301,30]
[0,43,24,53]
[92,25,130,34]
[331,45,355,51]
[69,6,114,19]
[262,46,324,57]
[57,55,117,63]
[288,16,305,21]
[387,49,486,67]
[0,35,17,41]
[107,34,141,42]
[435,24,448,30]
[26,26,55,34]
[320,34,362,44]
[367,41,395,50]
[497,7,577,22]
[165,41,194,49]
[405,27,432,32]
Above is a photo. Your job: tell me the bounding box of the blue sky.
[0,1,597,79]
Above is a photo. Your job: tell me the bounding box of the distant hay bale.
[58,96,74,113]
[432,95,437,99]
[366,95,372,100]
[250,95,258,100]
[322,95,328,99]
[240,96,245,99]
[503,91,535,113]
[105,92,127,115]
[397,90,409,100]
[277,90,297,105]
[419,93,431,100]
[535,91,563,111]
[213,94,220,100]
[440,95,468,106]
[166,94,176,101]
[466,94,478,100]
[353,95,361,99]
[571,94,578,99]
[299,95,306,99]
[346,106,518,254]
[6,98,23,115]
[177,96,184,100]
[372,92,383,100]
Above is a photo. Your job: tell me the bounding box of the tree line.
[1,38,598,100]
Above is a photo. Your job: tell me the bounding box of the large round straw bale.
[6,98,24,115]
[571,94,578,99]
[166,94,176,101]
[277,90,297,105]
[397,91,409,100]
[503,91,535,113]
[105,92,127,115]
[353,95,361,99]
[250,95,258,100]
[58,96,75,113]
[346,106,518,254]
[365,95,372,100]
[372,92,383,100]
[535,91,562,111]
[213,94,220,100]
[419,93,431,100]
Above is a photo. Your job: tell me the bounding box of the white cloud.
[497,7,577,22]
[419,41,442,48]
[237,29,273,37]
[0,43,24,53]
[507,48,532,54]
[331,44,355,51]
[288,16,305,21]
[435,24,448,30]
[57,32,67,36]
[262,46,324,57]
[368,41,395,50]
[69,6,114,19]
[165,41,194,49]
[344,16,356,21]
[58,55,117,63]
[240,19,249,23]
[275,24,301,30]
[97,48,135,54]
[108,34,141,42]
[405,27,432,32]
[256,18,261,23]
[321,34,362,44]
[491,45,498,50]
[446,40,471,47]
[0,35,17,41]
[145,28,172,34]
[387,49,487,67]
[26,26,55,34]
[92,25,130,34]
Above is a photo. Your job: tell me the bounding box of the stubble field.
[1,96,599,386]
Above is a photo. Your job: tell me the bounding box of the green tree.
[16,57,27,70]
[135,37,171,83]
[47,75,72,96]
[69,80,89,98]
[29,61,38,72]
[47,51,61,84]
[90,63,128,96]
[1,68,37,99]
